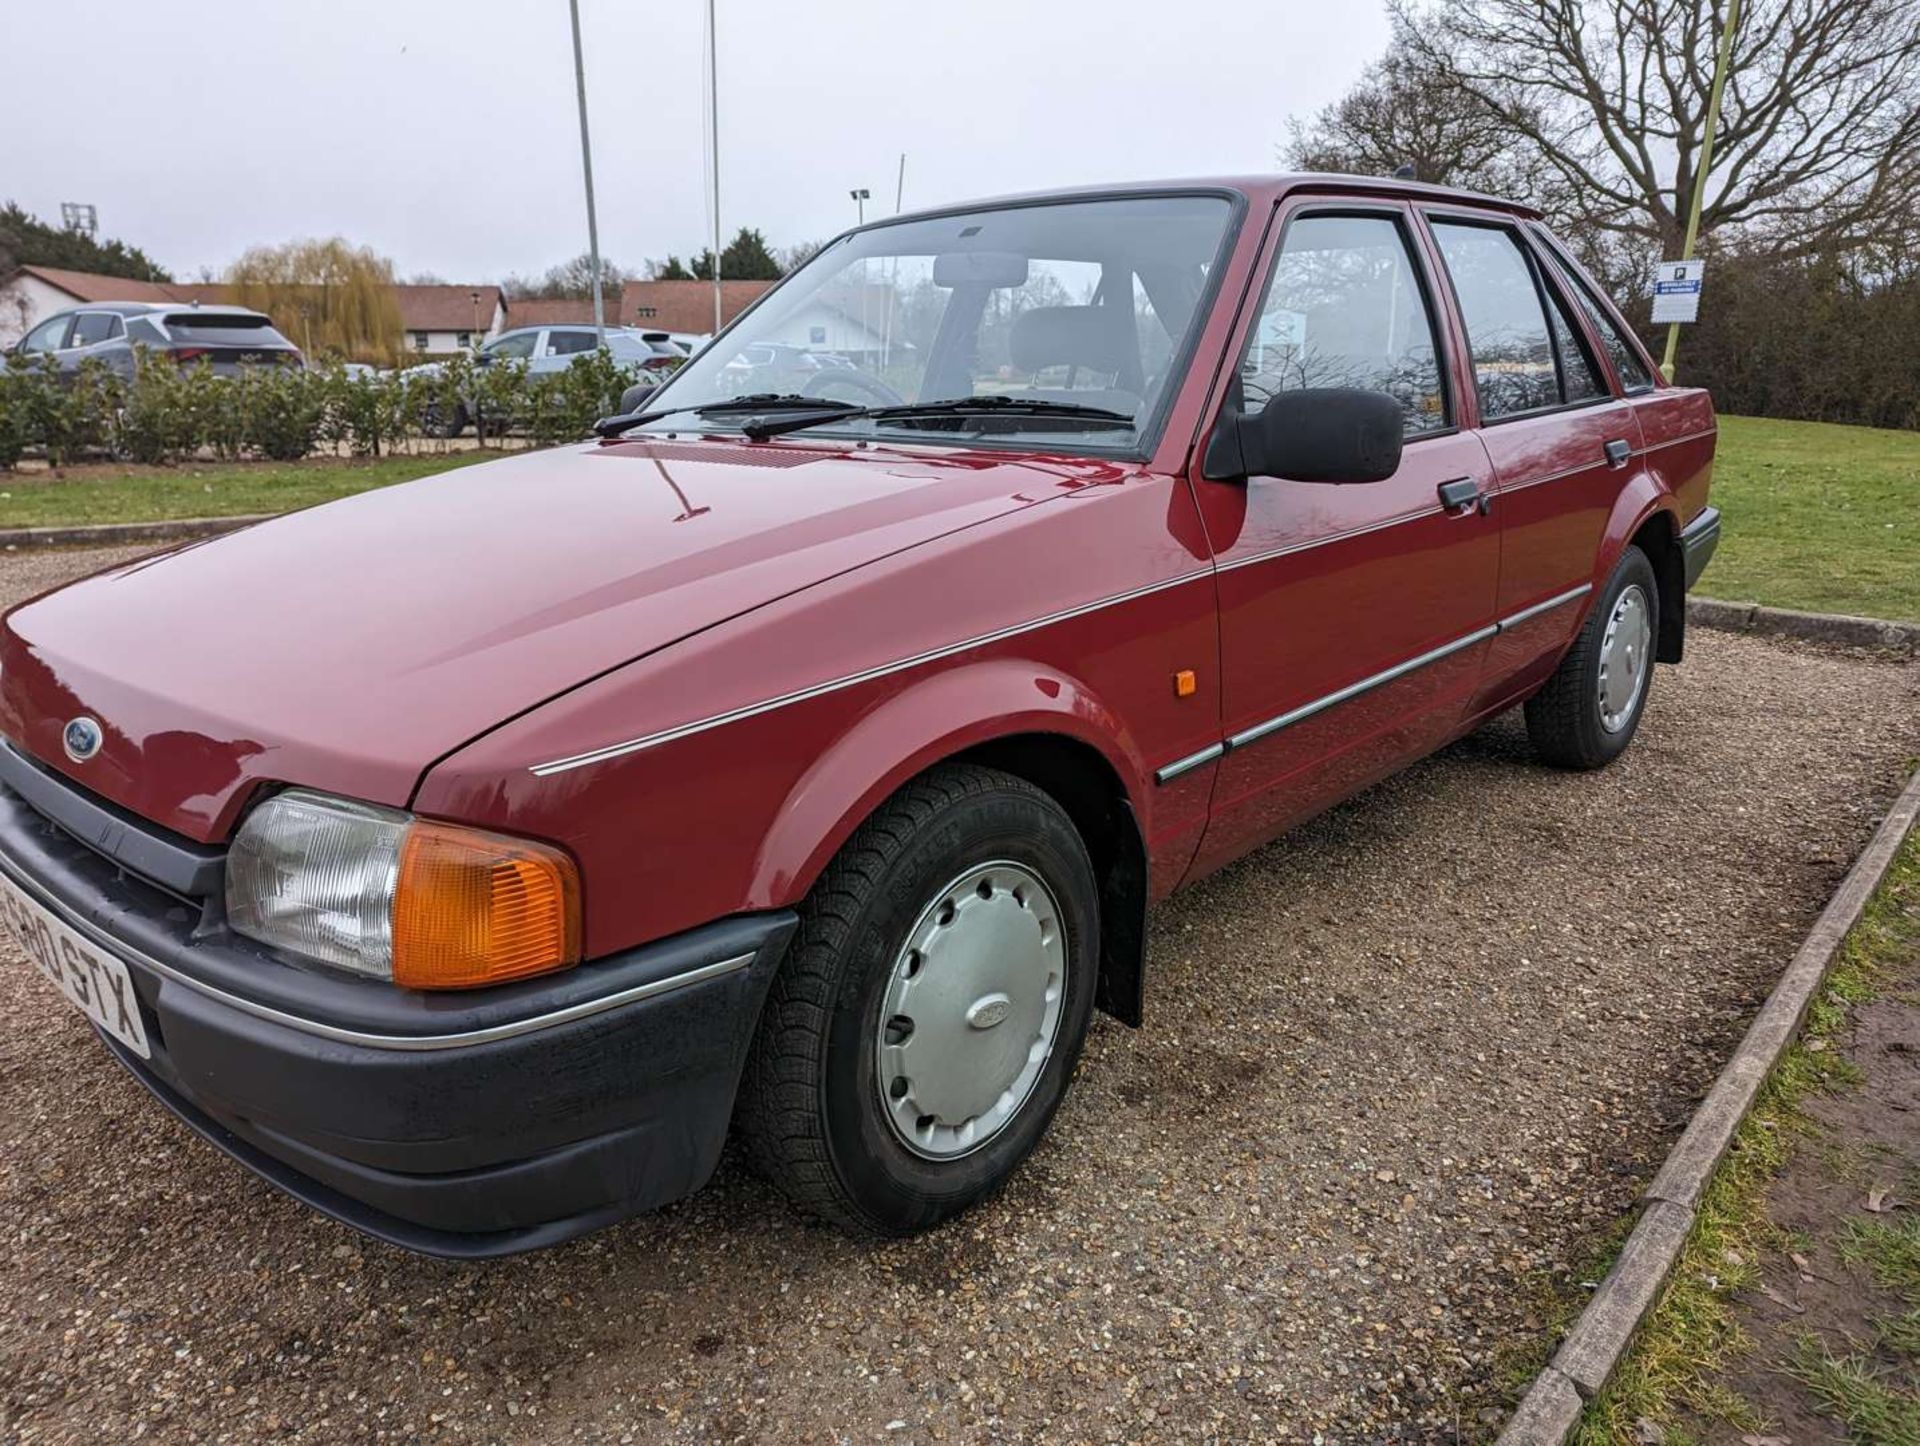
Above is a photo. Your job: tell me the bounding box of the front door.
[1185,204,1502,874]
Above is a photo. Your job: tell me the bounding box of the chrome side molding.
[1155,583,1592,784]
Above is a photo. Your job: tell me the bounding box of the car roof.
[48,301,272,321]
[868,172,1543,230]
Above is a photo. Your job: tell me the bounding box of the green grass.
[1566,835,1920,1443]
[0,450,500,529]
[1840,1217,1920,1296]
[1787,1341,1920,1444]
[1710,415,1920,622]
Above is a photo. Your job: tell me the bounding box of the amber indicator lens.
[392,822,582,989]
[1174,669,1198,698]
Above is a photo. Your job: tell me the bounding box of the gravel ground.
[1,546,1917,1444]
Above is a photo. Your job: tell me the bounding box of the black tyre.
[1525,544,1659,769]
[736,763,1100,1236]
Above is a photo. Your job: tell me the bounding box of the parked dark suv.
[8,303,303,379]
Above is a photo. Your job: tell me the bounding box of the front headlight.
[226,789,581,989]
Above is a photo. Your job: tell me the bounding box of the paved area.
[1,545,1917,1443]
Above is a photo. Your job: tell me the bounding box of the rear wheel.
[736,763,1099,1235]
[1525,545,1658,769]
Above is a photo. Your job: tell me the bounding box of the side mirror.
[1203,387,1404,483]
[617,379,658,414]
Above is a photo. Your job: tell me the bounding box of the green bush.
[0,342,650,470]
[243,365,328,461]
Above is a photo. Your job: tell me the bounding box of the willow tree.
[227,238,405,365]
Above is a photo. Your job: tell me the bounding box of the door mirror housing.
[1203,387,1405,483]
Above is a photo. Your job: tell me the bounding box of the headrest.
[1009,306,1131,377]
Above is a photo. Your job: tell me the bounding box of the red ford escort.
[0,175,1717,1256]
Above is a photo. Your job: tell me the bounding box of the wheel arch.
[747,659,1155,1027]
[1600,475,1686,664]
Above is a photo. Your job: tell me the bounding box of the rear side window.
[70,313,123,347]
[1238,213,1449,436]
[1430,222,1562,419]
[546,330,599,357]
[1568,274,1653,392]
[1543,285,1606,402]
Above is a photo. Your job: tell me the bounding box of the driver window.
[486,332,537,361]
[1241,214,1449,436]
[20,315,72,353]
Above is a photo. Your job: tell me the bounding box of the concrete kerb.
[1688,596,1920,653]
[1498,761,1920,1443]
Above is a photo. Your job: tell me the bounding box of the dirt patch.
[0,547,1917,1442]
[1685,951,1920,1443]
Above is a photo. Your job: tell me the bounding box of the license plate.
[0,870,151,1058]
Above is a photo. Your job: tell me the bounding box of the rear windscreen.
[164,315,290,346]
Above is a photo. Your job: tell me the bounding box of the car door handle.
[1437,477,1492,516]
[1604,437,1632,469]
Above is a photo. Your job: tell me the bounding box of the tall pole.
[706,0,722,335]
[567,0,605,344]
[895,153,906,213]
[1660,0,1741,382]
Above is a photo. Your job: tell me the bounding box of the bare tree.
[1284,42,1541,193]
[1396,0,1920,258]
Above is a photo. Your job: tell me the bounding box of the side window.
[1240,213,1448,436]
[1430,222,1562,419]
[1543,284,1606,402]
[486,332,538,361]
[126,317,164,345]
[69,313,121,347]
[20,315,72,353]
[546,329,598,357]
[1562,267,1654,392]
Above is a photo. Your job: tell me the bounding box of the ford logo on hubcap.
[62,717,103,762]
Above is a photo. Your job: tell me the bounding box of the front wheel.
[736,763,1100,1235]
[1525,545,1659,769]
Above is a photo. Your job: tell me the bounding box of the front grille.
[0,743,223,902]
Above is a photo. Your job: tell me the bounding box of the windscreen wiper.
[594,393,861,439]
[739,394,1138,440]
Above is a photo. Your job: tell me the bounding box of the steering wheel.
[803,368,905,407]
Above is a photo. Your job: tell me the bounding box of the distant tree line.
[1285,0,1920,428]
[0,202,172,282]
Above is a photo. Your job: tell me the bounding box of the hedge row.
[0,347,654,469]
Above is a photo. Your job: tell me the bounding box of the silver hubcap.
[1597,583,1652,733]
[875,861,1066,1160]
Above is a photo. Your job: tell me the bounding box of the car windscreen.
[632,193,1238,455]
[163,315,291,346]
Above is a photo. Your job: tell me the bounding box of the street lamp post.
[850,187,870,225]
[567,0,606,345]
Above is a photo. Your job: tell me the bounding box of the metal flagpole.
[707,0,722,335]
[567,0,605,344]
[1661,0,1741,382]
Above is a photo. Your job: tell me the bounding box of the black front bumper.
[0,777,795,1259]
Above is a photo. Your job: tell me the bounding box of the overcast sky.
[3,0,1391,284]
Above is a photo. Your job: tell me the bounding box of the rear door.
[1421,213,1640,708]
[65,311,125,375]
[1186,201,1502,873]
